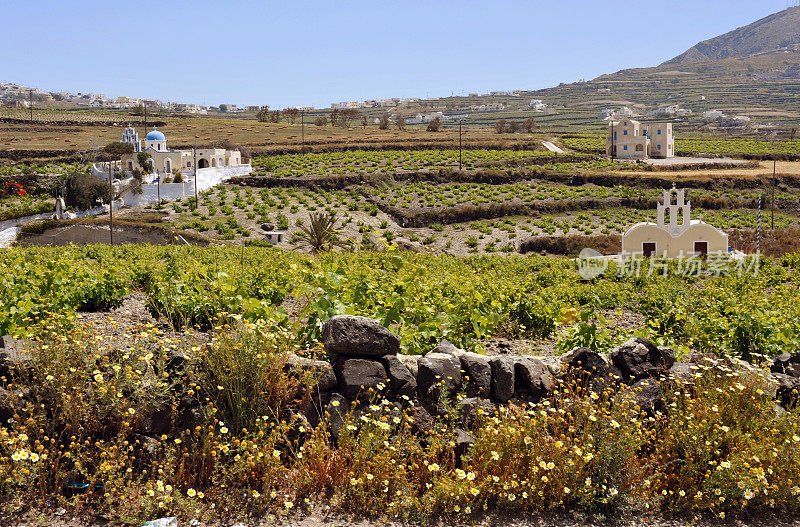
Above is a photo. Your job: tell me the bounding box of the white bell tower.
[656,185,691,236]
[122,126,140,153]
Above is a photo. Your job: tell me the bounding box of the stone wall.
[281,315,688,435]
[282,315,800,434]
[5,314,799,441]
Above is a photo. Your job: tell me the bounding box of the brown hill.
[664,7,800,65]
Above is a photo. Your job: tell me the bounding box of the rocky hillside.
[664,7,800,65]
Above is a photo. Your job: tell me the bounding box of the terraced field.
[564,135,800,157]
[250,149,577,177]
[141,149,800,257]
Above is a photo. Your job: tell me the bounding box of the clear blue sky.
[0,0,792,108]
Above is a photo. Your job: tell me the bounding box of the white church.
[119,126,244,176]
[622,186,728,258]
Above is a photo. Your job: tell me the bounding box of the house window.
[623,145,628,151]
[657,145,662,150]
[623,130,628,135]
[658,129,662,135]
[614,132,617,140]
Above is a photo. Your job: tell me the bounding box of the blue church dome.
[146,130,166,141]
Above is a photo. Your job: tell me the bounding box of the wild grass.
[2,314,800,523]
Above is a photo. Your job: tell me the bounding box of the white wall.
[120,164,251,207]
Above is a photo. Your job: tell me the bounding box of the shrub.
[557,309,613,354]
[426,117,442,132]
[74,270,128,311]
[201,317,307,433]
[507,297,557,339]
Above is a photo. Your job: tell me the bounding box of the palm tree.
[293,212,352,254]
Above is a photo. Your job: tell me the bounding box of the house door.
[642,242,656,257]
[694,241,708,258]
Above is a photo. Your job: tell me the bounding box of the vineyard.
[152,154,800,254]
[2,247,800,523]
[563,135,800,157]
[1,246,798,358]
[249,149,586,177]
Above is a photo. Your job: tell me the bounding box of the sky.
[0,0,794,108]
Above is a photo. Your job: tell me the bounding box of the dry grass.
[621,161,800,180]
[0,116,540,157]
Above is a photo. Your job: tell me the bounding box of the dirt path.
[542,141,565,154]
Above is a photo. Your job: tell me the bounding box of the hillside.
[664,7,800,65]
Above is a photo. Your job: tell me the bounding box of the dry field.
[0,111,543,159]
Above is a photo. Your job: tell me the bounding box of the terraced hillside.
[85,149,800,258]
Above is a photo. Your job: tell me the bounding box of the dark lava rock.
[609,337,675,381]
[560,347,620,392]
[618,378,664,415]
[488,356,515,403]
[515,356,555,402]
[460,352,492,399]
[772,353,800,378]
[417,352,461,399]
[287,353,337,392]
[333,358,387,398]
[322,315,400,357]
[382,354,417,398]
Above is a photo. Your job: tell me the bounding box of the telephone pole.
[301,110,305,150]
[157,164,161,208]
[108,160,114,245]
[28,89,33,121]
[459,119,463,171]
[193,134,198,209]
[772,155,776,229]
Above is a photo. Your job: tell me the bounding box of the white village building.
[120,127,244,176]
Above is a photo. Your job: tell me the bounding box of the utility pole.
[108,159,114,245]
[194,134,198,209]
[144,103,147,131]
[459,119,463,171]
[610,122,615,158]
[157,163,161,208]
[772,155,776,229]
[28,89,33,121]
[301,110,305,150]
